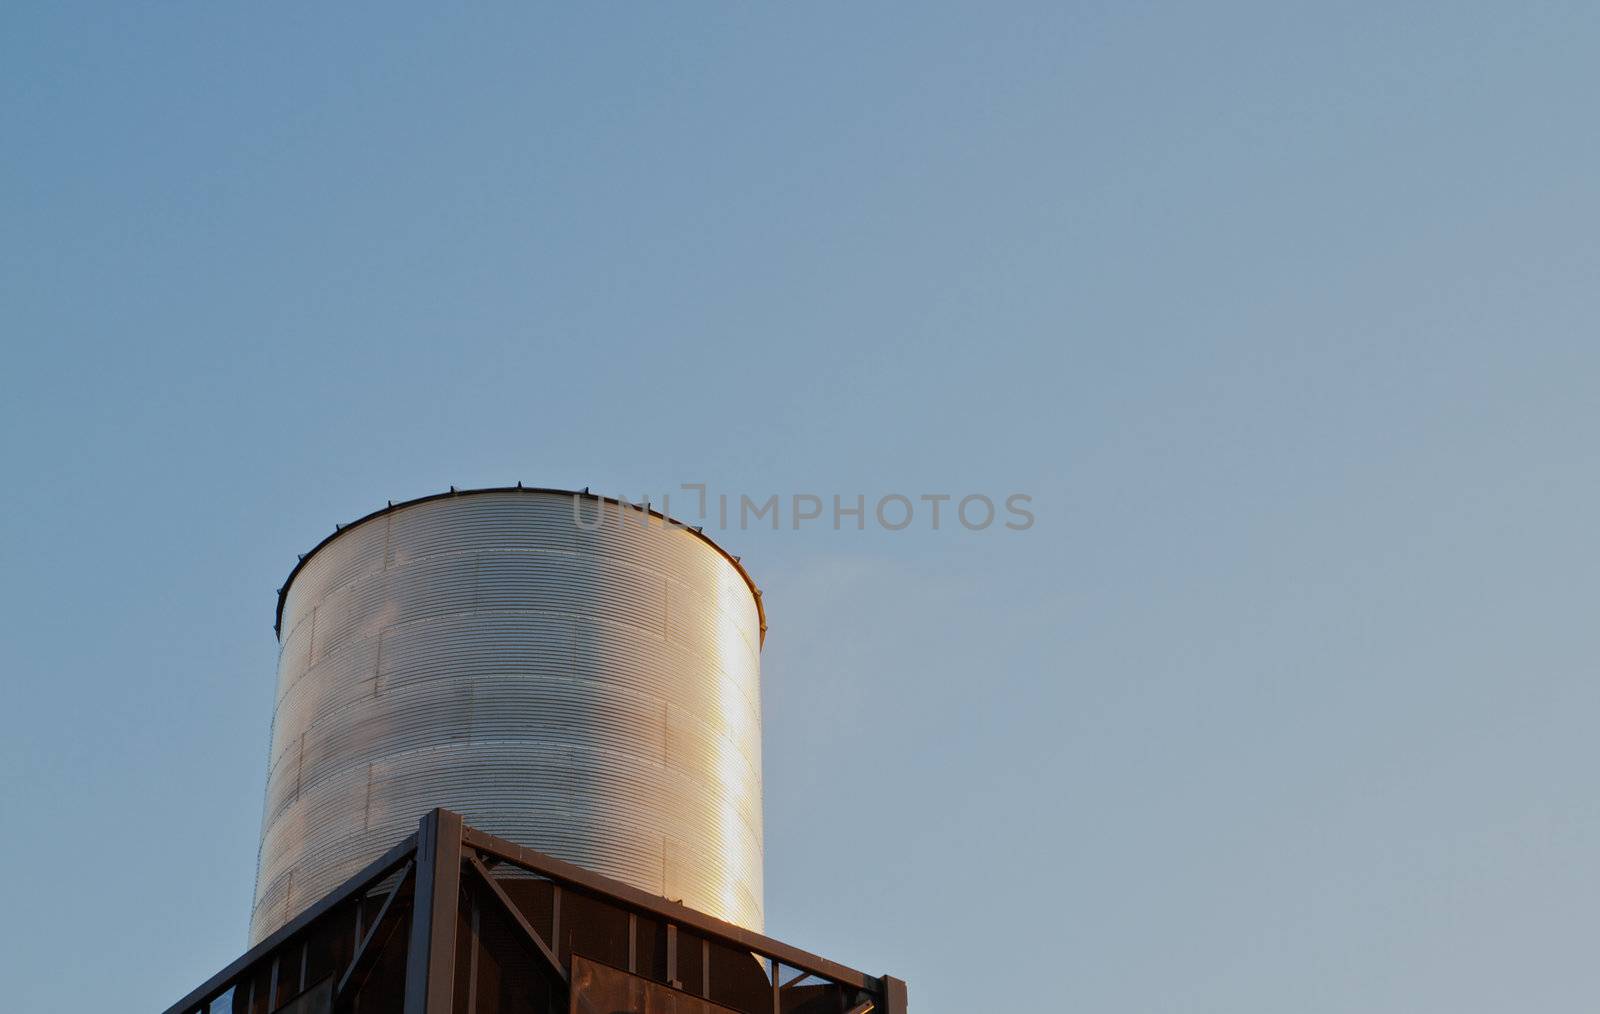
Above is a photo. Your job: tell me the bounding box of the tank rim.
[273,485,766,647]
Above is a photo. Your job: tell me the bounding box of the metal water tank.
[251,487,766,943]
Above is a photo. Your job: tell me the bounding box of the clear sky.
[3,4,1597,1011]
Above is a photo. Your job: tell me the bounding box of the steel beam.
[881,975,909,1014]
[462,825,876,992]
[403,809,464,1014]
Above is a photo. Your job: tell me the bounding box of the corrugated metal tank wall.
[251,488,765,943]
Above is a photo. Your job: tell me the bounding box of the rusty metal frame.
[162,809,906,1014]
[460,824,882,995]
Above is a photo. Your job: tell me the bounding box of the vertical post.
[666,924,679,988]
[550,884,562,963]
[881,975,909,1014]
[404,808,464,1014]
[628,913,637,974]
[465,899,480,1014]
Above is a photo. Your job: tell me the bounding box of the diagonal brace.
[336,860,414,1000]
[463,850,569,985]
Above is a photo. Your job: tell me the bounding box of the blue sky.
[3,4,1598,1011]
